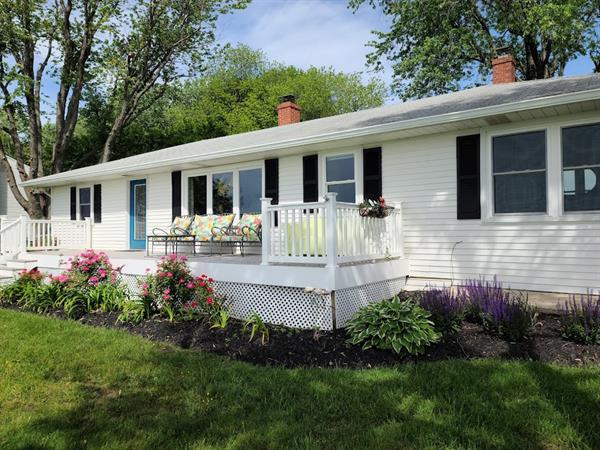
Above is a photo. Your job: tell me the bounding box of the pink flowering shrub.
[17,268,45,284]
[137,254,224,322]
[0,268,44,304]
[61,250,117,287]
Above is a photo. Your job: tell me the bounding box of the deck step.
[5,258,39,270]
[0,276,14,285]
[0,264,20,278]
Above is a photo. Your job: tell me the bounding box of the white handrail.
[0,217,24,255]
[0,217,93,255]
[262,196,403,266]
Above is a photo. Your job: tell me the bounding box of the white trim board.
[28,251,409,292]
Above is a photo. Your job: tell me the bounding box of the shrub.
[0,252,129,319]
[50,251,127,318]
[0,268,45,307]
[132,254,224,322]
[346,296,441,355]
[419,288,465,334]
[459,278,537,342]
[64,250,117,287]
[559,293,600,344]
[118,299,150,324]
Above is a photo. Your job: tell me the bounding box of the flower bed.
[1,264,599,368]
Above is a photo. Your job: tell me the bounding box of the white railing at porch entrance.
[0,216,92,255]
[261,193,403,266]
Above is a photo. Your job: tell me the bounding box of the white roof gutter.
[22,87,600,188]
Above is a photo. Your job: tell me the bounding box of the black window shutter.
[363,147,382,201]
[457,134,481,220]
[303,155,319,202]
[93,184,102,223]
[70,187,76,220]
[171,171,182,220]
[264,159,279,205]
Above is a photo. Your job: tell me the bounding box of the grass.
[1,310,600,450]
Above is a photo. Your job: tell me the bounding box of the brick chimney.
[277,95,301,126]
[492,47,516,84]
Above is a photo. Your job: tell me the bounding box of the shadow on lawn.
[10,347,600,450]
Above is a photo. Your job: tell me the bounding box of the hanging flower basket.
[358,197,394,218]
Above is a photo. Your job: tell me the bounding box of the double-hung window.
[325,154,355,203]
[492,130,547,214]
[79,187,91,220]
[562,123,600,212]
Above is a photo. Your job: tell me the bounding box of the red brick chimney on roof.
[277,95,301,126]
[492,47,516,84]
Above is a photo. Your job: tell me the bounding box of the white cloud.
[217,0,392,85]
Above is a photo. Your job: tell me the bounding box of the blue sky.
[38,0,597,117]
[216,0,596,97]
[216,0,392,84]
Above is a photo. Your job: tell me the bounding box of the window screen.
[492,131,546,213]
[562,123,600,212]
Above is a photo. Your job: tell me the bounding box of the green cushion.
[286,216,325,256]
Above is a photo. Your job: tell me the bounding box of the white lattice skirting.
[40,269,406,330]
[214,277,407,330]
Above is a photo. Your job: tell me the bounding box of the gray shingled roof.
[23,74,600,187]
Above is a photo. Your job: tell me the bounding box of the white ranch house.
[2,57,600,329]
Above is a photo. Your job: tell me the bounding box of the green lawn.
[1,310,600,450]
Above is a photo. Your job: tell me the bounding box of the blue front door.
[130,179,147,249]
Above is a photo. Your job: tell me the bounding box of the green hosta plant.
[243,311,269,345]
[346,296,441,355]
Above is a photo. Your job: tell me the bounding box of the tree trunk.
[101,102,130,163]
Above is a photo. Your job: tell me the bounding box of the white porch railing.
[0,216,92,256]
[261,193,403,266]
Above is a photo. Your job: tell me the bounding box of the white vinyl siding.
[51,180,128,250]
[278,155,303,203]
[146,172,172,236]
[382,130,600,294]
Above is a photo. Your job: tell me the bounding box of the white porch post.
[260,197,272,266]
[18,215,26,253]
[85,217,93,248]
[324,192,338,268]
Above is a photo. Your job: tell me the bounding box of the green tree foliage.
[351,0,600,99]
[67,45,386,165]
[0,0,246,217]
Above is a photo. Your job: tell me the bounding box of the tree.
[351,0,600,99]
[65,45,386,164]
[0,0,246,218]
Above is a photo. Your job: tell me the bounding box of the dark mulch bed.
[5,304,599,368]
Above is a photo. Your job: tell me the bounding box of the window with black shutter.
[70,187,76,220]
[363,147,382,201]
[456,134,481,219]
[93,184,102,223]
[303,155,318,202]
